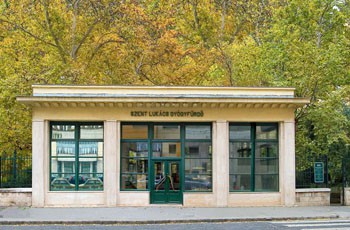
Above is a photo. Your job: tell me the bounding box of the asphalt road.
[2,220,350,230]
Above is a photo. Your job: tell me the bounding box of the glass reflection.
[122,125,148,139]
[256,125,277,140]
[152,142,181,157]
[169,162,180,191]
[154,125,180,139]
[154,162,165,191]
[80,125,103,139]
[52,125,75,139]
[185,125,211,139]
[229,125,250,140]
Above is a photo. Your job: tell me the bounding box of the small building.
[18,85,309,207]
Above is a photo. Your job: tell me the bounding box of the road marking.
[285,223,350,227]
[272,220,350,224]
[300,228,350,230]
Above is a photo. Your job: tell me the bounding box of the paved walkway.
[0,206,350,225]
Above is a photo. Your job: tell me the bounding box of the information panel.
[314,162,324,183]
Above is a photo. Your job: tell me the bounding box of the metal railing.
[0,150,32,188]
[296,155,329,189]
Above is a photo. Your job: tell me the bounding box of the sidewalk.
[1,206,350,225]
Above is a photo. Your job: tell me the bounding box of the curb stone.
[0,215,340,225]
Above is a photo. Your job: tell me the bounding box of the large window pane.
[50,122,103,191]
[50,176,75,191]
[79,141,103,156]
[80,125,103,139]
[121,158,148,174]
[255,159,278,174]
[121,141,148,190]
[256,124,277,140]
[185,159,212,174]
[154,125,180,139]
[50,159,75,191]
[185,157,212,191]
[229,142,251,158]
[122,125,148,139]
[229,125,250,140]
[185,175,212,191]
[152,142,181,157]
[121,174,148,190]
[185,125,211,139]
[230,174,251,191]
[52,125,75,139]
[51,141,75,156]
[229,123,278,192]
[121,142,148,158]
[255,174,278,191]
[184,124,212,192]
[51,159,75,178]
[229,159,251,174]
[185,142,212,158]
[255,142,278,158]
[78,176,103,190]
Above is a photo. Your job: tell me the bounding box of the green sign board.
[314,162,324,183]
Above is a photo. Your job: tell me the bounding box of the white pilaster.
[32,120,46,207]
[104,120,118,206]
[213,120,229,207]
[282,121,296,206]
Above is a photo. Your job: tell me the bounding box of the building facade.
[18,85,309,207]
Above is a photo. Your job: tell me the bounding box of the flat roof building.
[18,85,309,207]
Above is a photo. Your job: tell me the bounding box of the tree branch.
[42,0,67,63]
[0,18,57,48]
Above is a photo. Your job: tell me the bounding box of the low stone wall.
[0,188,32,206]
[296,188,330,206]
[344,188,350,206]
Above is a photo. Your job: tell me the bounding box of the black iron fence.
[296,155,329,189]
[0,151,32,188]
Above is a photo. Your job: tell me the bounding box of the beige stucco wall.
[32,106,295,122]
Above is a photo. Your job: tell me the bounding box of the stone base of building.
[296,188,331,206]
[0,188,32,206]
[344,187,350,205]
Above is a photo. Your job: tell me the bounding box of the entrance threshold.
[149,204,183,207]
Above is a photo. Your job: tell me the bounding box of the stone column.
[32,120,46,207]
[104,120,118,206]
[213,120,229,207]
[282,121,296,206]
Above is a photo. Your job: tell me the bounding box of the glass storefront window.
[121,142,148,190]
[120,123,213,192]
[229,123,278,192]
[184,124,212,192]
[50,122,104,191]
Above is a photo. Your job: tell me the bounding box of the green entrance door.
[151,160,182,204]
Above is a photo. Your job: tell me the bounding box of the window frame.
[50,121,104,192]
[229,122,279,192]
[120,122,150,191]
[184,124,212,192]
[120,122,213,192]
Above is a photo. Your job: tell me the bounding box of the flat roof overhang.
[17,96,310,109]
